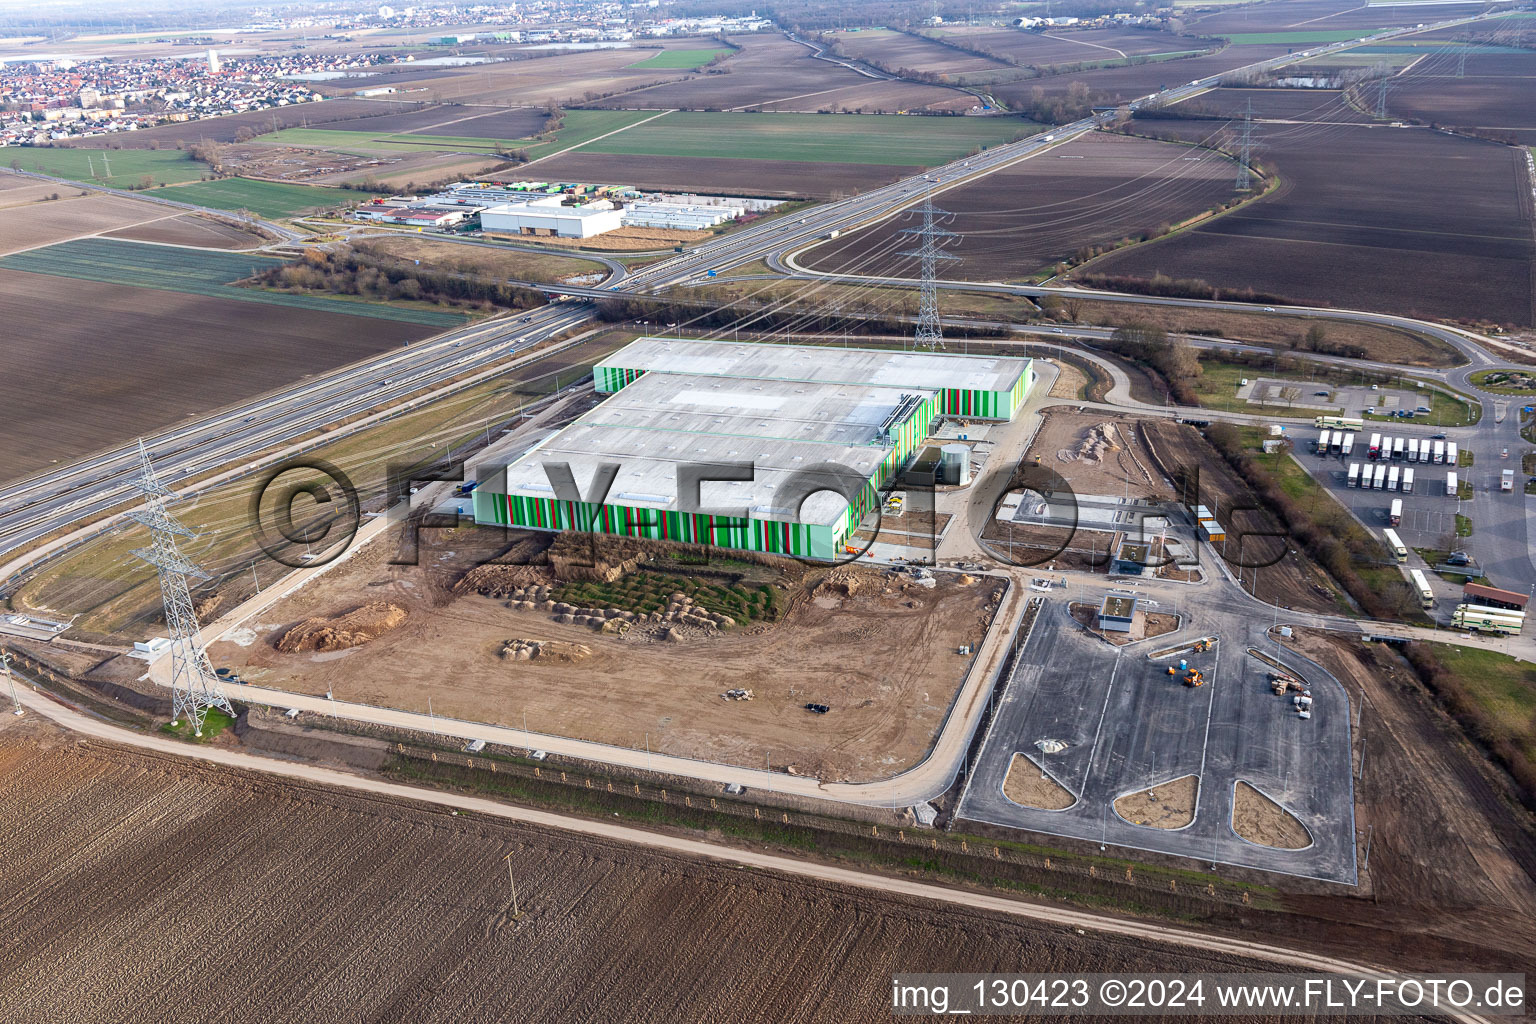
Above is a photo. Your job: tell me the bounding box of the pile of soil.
[276,603,407,653]
[499,638,592,663]
[454,563,553,598]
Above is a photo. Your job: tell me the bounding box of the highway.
[0,7,1506,591]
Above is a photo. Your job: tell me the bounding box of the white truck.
[1502,469,1516,492]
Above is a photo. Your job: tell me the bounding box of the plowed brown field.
[0,722,1337,1024]
[1087,124,1536,326]
[801,132,1235,281]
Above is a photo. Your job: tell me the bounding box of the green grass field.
[155,177,372,219]
[0,238,465,326]
[517,109,664,160]
[1430,644,1536,760]
[1192,359,1339,419]
[581,111,1041,166]
[264,126,518,155]
[266,109,658,162]
[1227,29,1383,45]
[3,147,210,187]
[627,47,732,69]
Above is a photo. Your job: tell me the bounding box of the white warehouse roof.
[605,337,1029,394]
[487,372,935,527]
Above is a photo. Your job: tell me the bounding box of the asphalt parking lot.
[956,600,1357,883]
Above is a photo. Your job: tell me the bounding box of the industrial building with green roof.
[470,338,1034,560]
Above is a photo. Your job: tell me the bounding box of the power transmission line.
[1236,98,1256,191]
[896,184,960,350]
[128,439,233,737]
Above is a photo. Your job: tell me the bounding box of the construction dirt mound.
[455,563,555,598]
[1056,422,1120,464]
[499,638,592,663]
[276,603,407,653]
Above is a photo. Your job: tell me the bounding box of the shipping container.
[1368,432,1382,458]
[1433,439,1446,464]
[1447,441,1458,466]
[1316,430,1331,456]
[1408,438,1420,462]
[1347,463,1361,487]
[1340,432,1355,457]
[1389,497,1402,525]
[1373,463,1387,489]
[1402,467,1414,493]
[1392,436,1405,460]
[1387,466,1400,492]
[1447,471,1458,497]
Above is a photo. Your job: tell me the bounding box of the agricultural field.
[827,28,1012,76]
[572,111,1036,165]
[357,236,609,284]
[102,214,268,250]
[55,97,402,147]
[627,46,733,69]
[205,528,1005,784]
[989,43,1297,113]
[0,721,1317,1024]
[1382,51,1536,145]
[1086,123,1536,327]
[589,33,977,113]
[1185,0,1461,35]
[3,146,209,186]
[268,108,650,163]
[0,238,464,326]
[309,47,690,108]
[1144,86,1369,123]
[933,25,1196,66]
[0,187,192,255]
[0,271,434,482]
[153,176,374,218]
[9,336,626,623]
[531,111,1041,197]
[799,132,1235,282]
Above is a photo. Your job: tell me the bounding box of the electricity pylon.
[897,185,960,350]
[128,439,232,736]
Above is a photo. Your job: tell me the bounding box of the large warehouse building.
[471,339,1034,559]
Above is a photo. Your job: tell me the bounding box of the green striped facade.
[594,365,645,392]
[937,364,1032,420]
[476,491,844,559]
[473,393,937,561]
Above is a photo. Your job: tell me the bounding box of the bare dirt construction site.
[207,527,1005,783]
[1276,628,1536,958]
[0,716,1339,1024]
[1028,410,1173,499]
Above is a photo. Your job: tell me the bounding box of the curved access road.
[4,683,1498,1020]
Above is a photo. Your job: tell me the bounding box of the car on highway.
[1052,328,1064,334]
[1431,433,1447,440]
[1314,390,1329,397]
[1264,306,1277,312]
[1502,448,1510,459]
